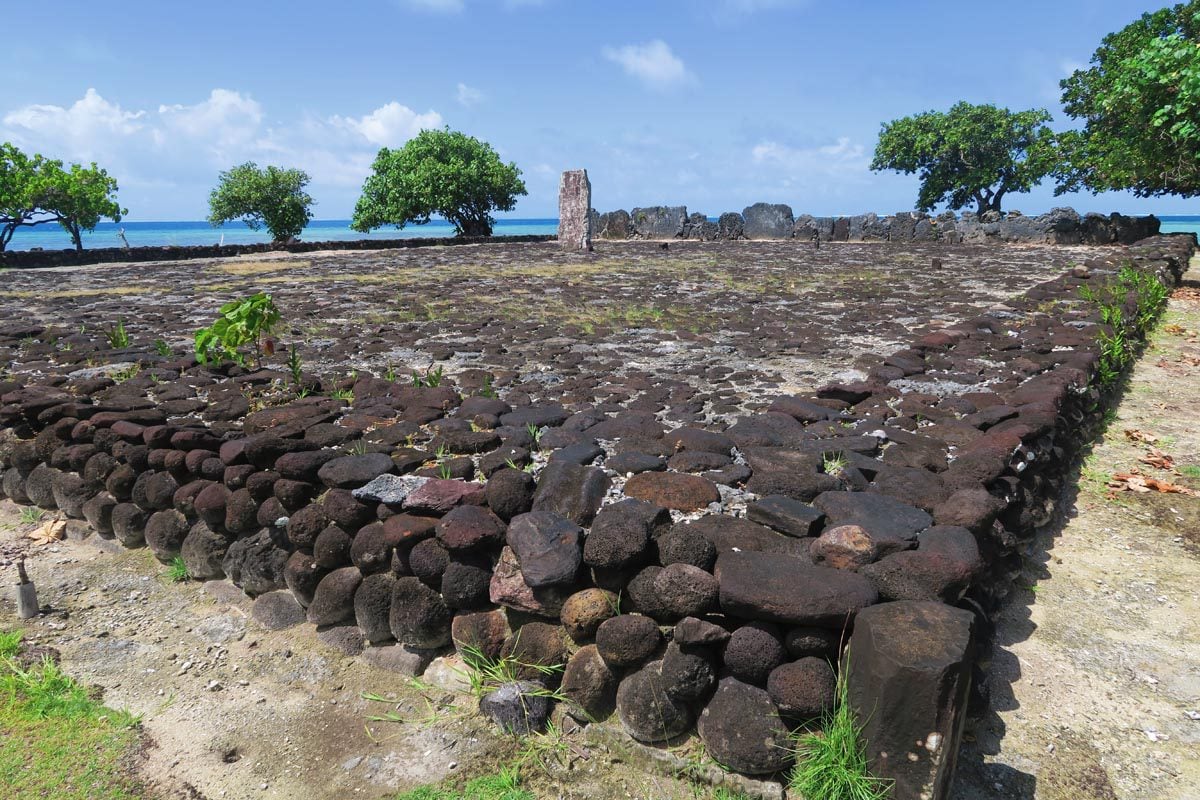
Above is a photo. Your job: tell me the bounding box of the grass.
[789,662,891,800]
[1180,464,1200,480]
[19,506,46,525]
[0,630,146,800]
[165,556,190,583]
[391,765,533,800]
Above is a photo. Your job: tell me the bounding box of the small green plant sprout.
[286,344,303,386]
[411,364,445,389]
[434,443,450,460]
[152,338,172,357]
[437,462,454,480]
[480,374,498,399]
[348,439,370,456]
[19,506,46,525]
[384,365,398,383]
[390,765,533,800]
[166,556,191,583]
[194,292,281,368]
[789,659,892,800]
[330,387,354,401]
[1178,464,1200,480]
[104,317,130,349]
[456,638,568,704]
[110,363,142,384]
[525,423,543,445]
[822,451,849,476]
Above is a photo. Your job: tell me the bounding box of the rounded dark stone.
[768,657,837,720]
[354,572,397,644]
[224,488,260,535]
[484,467,535,521]
[660,642,717,701]
[307,566,364,627]
[583,498,667,570]
[595,614,663,668]
[193,482,231,528]
[389,576,452,648]
[83,452,119,486]
[501,621,569,681]
[111,502,148,548]
[145,509,190,562]
[349,521,401,575]
[223,464,257,491]
[181,521,231,580]
[560,588,619,643]
[723,622,786,685]
[784,626,841,660]
[51,471,92,519]
[283,550,328,607]
[222,528,290,597]
[436,504,506,551]
[652,563,718,619]
[321,488,376,533]
[655,524,717,571]
[451,610,509,661]
[286,503,329,551]
[313,524,353,569]
[24,464,59,509]
[256,497,287,529]
[697,677,793,775]
[440,559,493,609]
[616,660,693,743]
[245,470,280,501]
[408,537,451,588]
[81,491,117,536]
[561,644,617,721]
[105,464,137,501]
[274,479,317,513]
[318,452,395,489]
[624,565,670,621]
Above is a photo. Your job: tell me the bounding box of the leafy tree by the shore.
[351,128,526,237]
[1056,1,1200,200]
[870,102,1058,215]
[1,143,125,252]
[208,163,314,244]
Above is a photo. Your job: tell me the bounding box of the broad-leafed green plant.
[194,292,281,368]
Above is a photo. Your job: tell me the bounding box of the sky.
[1,0,1191,221]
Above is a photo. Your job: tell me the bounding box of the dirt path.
[955,260,1200,799]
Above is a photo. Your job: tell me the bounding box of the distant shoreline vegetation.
[4,214,1198,252]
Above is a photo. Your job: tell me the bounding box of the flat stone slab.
[715,550,878,627]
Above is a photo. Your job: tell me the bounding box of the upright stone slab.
[847,600,975,800]
[558,169,593,252]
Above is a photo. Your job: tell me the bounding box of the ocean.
[4,215,1198,252]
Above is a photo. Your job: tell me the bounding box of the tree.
[1056,2,1200,199]
[870,102,1058,215]
[0,143,40,251]
[31,160,127,252]
[351,127,526,237]
[208,163,314,243]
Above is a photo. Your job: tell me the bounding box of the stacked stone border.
[0,233,554,270]
[595,203,1161,246]
[0,234,1194,799]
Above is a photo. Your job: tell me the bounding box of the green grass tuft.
[789,661,892,800]
[391,765,533,800]
[165,556,191,583]
[1,630,145,799]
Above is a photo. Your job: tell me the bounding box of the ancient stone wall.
[0,234,1193,798]
[595,204,1165,246]
[0,234,553,270]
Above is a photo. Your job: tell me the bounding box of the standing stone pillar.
[558,170,593,252]
[847,600,976,800]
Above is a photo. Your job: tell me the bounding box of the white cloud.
[3,88,144,160]
[402,0,464,11]
[749,137,872,193]
[456,82,484,107]
[602,40,693,89]
[158,89,264,157]
[330,102,442,147]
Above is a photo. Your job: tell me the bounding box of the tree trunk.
[458,217,492,238]
[67,222,83,252]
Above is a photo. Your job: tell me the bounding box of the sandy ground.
[955,260,1200,800]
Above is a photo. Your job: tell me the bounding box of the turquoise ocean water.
[4,215,1198,252]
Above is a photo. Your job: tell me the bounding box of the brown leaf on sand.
[1138,448,1175,471]
[1169,287,1200,303]
[1107,469,1197,498]
[1124,429,1159,445]
[27,518,66,546]
[1162,323,1190,334]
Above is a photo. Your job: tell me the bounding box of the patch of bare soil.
[954,264,1200,799]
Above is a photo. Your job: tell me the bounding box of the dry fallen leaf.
[1124,429,1159,445]
[1162,323,1189,335]
[27,518,66,546]
[1138,448,1176,470]
[1107,468,1197,498]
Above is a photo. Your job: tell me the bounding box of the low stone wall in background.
[0,234,555,270]
[593,204,1163,246]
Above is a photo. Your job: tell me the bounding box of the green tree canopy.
[870,102,1058,215]
[351,128,527,237]
[1,143,125,252]
[208,162,314,243]
[1056,1,1200,199]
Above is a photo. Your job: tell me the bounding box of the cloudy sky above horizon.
[1,0,1185,221]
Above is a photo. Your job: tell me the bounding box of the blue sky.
[1,0,1189,221]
